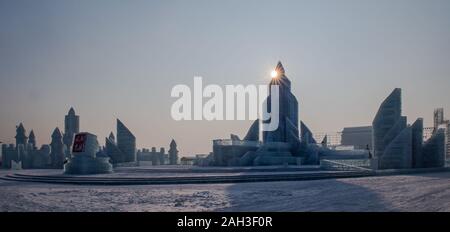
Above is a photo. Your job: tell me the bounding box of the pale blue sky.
[1,0,450,155]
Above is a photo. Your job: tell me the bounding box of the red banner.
[72,133,86,153]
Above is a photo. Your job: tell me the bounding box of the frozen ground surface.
[0,168,348,178]
[1,170,450,212]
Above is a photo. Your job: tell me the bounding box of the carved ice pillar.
[411,118,424,168]
[422,128,446,168]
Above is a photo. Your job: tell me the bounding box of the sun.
[271,70,278,78]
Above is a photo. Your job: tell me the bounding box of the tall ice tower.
[262,62,300,146]
[116,119,136,162]
[63,107,80,154]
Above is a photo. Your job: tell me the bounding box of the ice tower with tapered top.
[63,107,80,155]
[263,61,300,146]
[212,61,318,166]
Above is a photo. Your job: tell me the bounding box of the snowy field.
[1,171,450,212]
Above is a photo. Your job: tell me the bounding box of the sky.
[1,0,450,156]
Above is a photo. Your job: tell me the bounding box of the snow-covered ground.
[1,171,450,212]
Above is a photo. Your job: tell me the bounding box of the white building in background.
[341,126,373,150]
[433,108,450,160]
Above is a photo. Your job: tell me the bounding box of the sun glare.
[271,70,278,78]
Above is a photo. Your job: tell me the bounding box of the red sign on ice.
[72,133,86,153]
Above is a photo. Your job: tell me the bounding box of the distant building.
[341,126,373,150]
[168,139,179,165]
[2,123,51,169]
[433,108,445,133]
[159,147,165,165]
[194,153,214,166]
[136,140,179,165]
[137,147,168,165]
[180,156,195,165]
[432,108,450,160]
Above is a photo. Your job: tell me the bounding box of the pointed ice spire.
[170,139,177,148]
[270,61,291,88]
[275,61,286,75]
[29,130,35,141]
[108,131,115,142]
[300,121,317,144]
[117,119,136,139]
[16,123,26,133]
[230,134,241,141]
[15,123,28,145]
[68,107,75,115]
[52,127,62,138]
[372,88,402,131]
[169,139,178,162]
[243,119,260,141]
[29,130,35,139]
[321,135,328,147]
[28,130,36,148]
